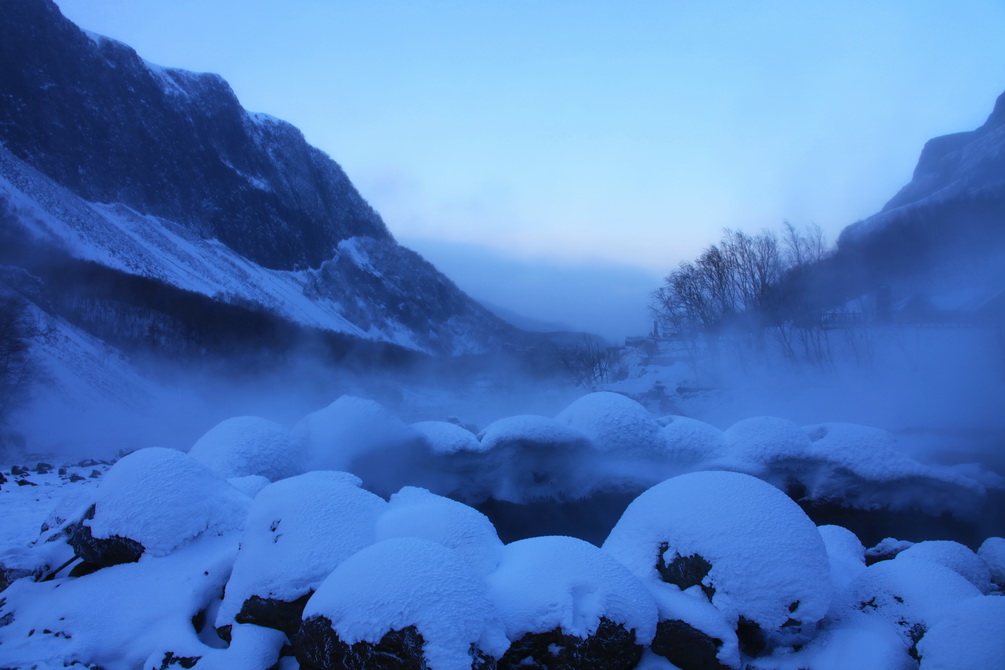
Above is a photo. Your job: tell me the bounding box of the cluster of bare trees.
[650,222,828,338]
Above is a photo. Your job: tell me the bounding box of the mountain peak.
[1,0,390,271]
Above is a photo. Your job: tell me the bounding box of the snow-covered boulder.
[375,486,503,577]
[603,471,831,654]
[216,471,385,636]
[295,537,508,670]
[866,537,914,565]
[66,447,249,565]
[916,595,1005,669]
[895,540,994,593]
[745,617,916,670]
[485,535,657,669]
[476,414,595,502]
[818,524,867,592]
[555,392,665,454]
[720,417,810,475]
[188,416,304,481]
[412,420,483,455]
[800,423,986,515]
[977,536,1005,590]
[839,557,982,653]
[292,395,422,472]
[660,415,725,465]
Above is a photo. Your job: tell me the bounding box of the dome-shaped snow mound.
[188,416,304,481]
[721,416,810,473]
[478,414,590,452]
[72,447,250,560]
[217,471,385,632]
[297,537,508,670]
[977,536,1005,589]
[660,415,725,464]
[293,395,421,472]
[916,595,1005,669]
[602,471,831,648]
[487,535,658,642]
[817,524,867,591]
[375,486,503,577]
[896,540,994,593]
[485,535,657,670]
[475,414,597,502]
[412,420,482,454]
[840,557,981,648]
[555,392,664,454]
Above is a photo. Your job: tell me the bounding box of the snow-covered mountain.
[0,0,519,357]
[838,89,1005,251]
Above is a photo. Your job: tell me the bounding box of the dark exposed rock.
[294,617,435,670]
[10,465,26,476]
[58,467,67,476]
[650,619,730,670]
[1,564,34,592]
[66,504,145,568]
[497,617,641,670]
[69,474,86,482]
[735,617,766,658]
[0,472,6,486]
[235,592,313,639]
[656,544,715,600]
[34,462,53,474]
[157,651,200,669]
[15,478,37,486]
[68,561,102,578]
[191,609,207,634]
[89,469,102,479]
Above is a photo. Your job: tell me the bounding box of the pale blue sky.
[53,1,1005,338]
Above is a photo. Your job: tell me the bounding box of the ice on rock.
[188,416,305,481]
[915,595,1005,669]
[603,471,831,650]
[895,540,994,593]
[485,535,657,643]
[839,556,981,649]
[976,536,1005,589]
[216,471,385,631]
[555,391,665,454]
[375,486,503,577]
[818,524,867,591]
[660,415,726,465]
[298,537,509,670]
[72,447,250,560]
[412,420,483,454]
[292,395,422,472]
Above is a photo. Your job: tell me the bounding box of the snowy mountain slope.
[839,89,1005,246]
[0,0,519,356]
[0,0,389,272]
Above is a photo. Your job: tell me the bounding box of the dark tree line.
[650,222,827,339]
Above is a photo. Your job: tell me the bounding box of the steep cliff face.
[881,91,1005,213]
[840,90,1005,248]
[0,0,519,357]
[0,0,389,271]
